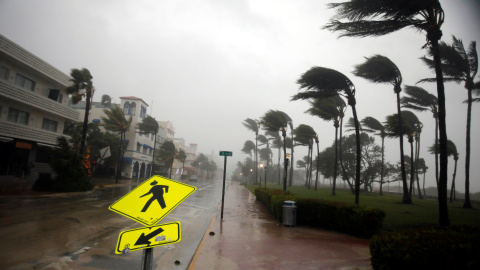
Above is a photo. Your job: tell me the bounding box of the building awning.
[92,119,100,123]
[144,144,152,149]
[123,157,132,163]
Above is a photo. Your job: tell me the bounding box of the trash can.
[282,200,297,227]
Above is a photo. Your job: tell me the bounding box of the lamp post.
[259,163,263,187]
[264,166,267,188]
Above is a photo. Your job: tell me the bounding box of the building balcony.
[0,120,67,146]
[0,80,79,121]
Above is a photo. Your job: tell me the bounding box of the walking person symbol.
[140,180,169,212]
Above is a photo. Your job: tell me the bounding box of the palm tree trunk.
[117,131,125,183]
[435,115,439,186]
[396,92,410,204]
[351,104,361,206]
[282,128,287,191]
[332,124,338,196]
[255,133,258,185]
[315,138,320,191]
[80,88,93,155]
[380,136,385,195]
[308,144,313,188]
[415,133,423,199]
[432,37,450,226]
[464,88,472,208]
[289,127,294,187]
[450,157,458,203]
[408,138,415,198]
[338,117,354,194]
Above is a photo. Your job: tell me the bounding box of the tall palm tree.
[101,94,111,107]
[293,124,316,188]
[67,68,94,155]
[176,149,187,181]
[305,95,346,195]
[293,67,361,205]
[419,36,477,209]
[324,0,449,226]
[101,105,132,183]
[353,54,410,204]
[137,115,159,177]
[361,116,386,195]
[401,85,439,187]
[158,140,176,178]
[429,140,459,203]
[269,132,283,185]
[242,118,260,184]
[241,140,256,158]
[260,110,291,191]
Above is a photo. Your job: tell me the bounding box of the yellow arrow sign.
[109,176,196,226]
[115,222,181,254]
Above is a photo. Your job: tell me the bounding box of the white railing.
[0,120,66,145]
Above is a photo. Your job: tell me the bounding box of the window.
[0,65,9,80]
[15,73,35,91]
[42,118,58,132]
[130,102,136,116]
[48,89,63,103]
[7,108,29,125]
[123,102,130,115]
[140,105,147,119]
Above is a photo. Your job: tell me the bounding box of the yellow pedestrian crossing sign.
[109,176,196,226]
[115,222,181,254]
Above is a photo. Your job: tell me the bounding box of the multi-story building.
[172,137,197,179]
[0,34,79,186]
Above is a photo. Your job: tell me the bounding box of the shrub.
[370,225,480,269]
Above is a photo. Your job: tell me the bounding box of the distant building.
[172,138,197,179]
[0,34,79,185]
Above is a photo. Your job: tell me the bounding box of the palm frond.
[242,118,259,133]
[353,54,401,86]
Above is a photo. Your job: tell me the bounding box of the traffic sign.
[109,176,196,226]
[219,151,232,156]
[115,222,181,254]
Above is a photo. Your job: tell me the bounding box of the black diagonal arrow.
[135,227,165,246]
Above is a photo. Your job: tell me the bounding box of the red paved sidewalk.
[189,181,373,270]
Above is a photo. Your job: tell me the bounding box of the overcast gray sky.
[1,0,479,193]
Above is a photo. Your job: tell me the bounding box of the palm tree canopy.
[66,68,93,104]
[293,124,316,146]
[353,55,402,91]
[258,147,273,162]
[101,94,112,107]
[158,140,176,163]
[242,118,259,134]
[344,117,359,132]
[401,85,438,114]
[324,0,444,39]
[419,36,477,87]
[176,149,187,162]
[101,105,132,133]
[257,135,269,145]
[384,110,420,137]
[137,115,159,135]
[293,67,355,103]
[428,139,458,157]
[260,110,290,132]
[306,94,346,122]
[241,140,256,156]
[361,116,385,135]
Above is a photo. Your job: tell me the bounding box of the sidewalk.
[189,181,373,270]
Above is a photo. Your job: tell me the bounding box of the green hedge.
[370,225,480,269]
[254,188,385,238]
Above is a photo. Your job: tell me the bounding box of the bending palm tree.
[242,118,260,184]
[361,116,386,195]
[176,149,187,181]
[101,105,132,183]
[292,67,362,205]
[293,124,316,189]
[419,36,477,209]
[429,140,459,203]
[324,0,449,226]
[67,68,94,155]
[241,140,255,158]
[305,95,346,195]
[158,140,176,178]
[353,54,410,204]
[137,115,159,177]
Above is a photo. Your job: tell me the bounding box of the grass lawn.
[247,183,480,232]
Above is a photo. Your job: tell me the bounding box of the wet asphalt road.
[0,177,225,270]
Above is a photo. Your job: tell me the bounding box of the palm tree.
[176,149,187,181]
[361,116,386,195]
[419,36,477,209]
[67,68,94,155]
[269,132,283,185]
[293,67,361,205]
[416,158,428,197]
[241,140,255,157]
[137,115,159,177]
[101,94,111,107]
[324,0,449,226]
[260,110,291,191]
[158,140,176,178]
[242,118,260,184]
[293,124,316,188]
[305,95,346,195]
[429,140,459,203]
[101,105,132,183]
[353,54,410,204]
[401,85,439,187]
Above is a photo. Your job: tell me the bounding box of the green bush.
[370,225,480,269]
[254,187,385,238]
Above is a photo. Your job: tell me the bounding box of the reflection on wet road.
[0,178,225,270]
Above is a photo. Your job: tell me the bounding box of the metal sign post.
[219,151,232,219]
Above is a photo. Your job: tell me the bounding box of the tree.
[353,54,411,204]
[101,105,132,183]
[305,95,346,194]
[293,124,316,189]
[66,68,94,155]
[157,140,176,178]
[241,140,256,158]
[324,0,449,226]
[260,110,292,191]
[401,85,439,186]
[137,115,159,177]
[361,117,386,195]
[419,35,478,209]
[176,149,187,180]
[293,67,361,205]
[101,94,112,107]
[242,118,260,184]
[429,140,459,203]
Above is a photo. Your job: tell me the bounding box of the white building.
[0,34,79,185]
